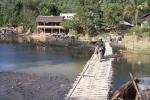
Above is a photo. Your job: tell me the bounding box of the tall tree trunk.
[135,9,139,26]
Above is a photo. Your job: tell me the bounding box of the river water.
[0,43,150,90]
[0,43,92,80]
[113,53,150,90]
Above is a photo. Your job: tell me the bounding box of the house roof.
[36,16,64,23]
[120,21,134,26]
[144,13,150,18]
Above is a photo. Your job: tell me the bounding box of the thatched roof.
[36,16,64,23]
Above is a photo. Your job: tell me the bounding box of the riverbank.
[0,71,72,100]
[0,32,95,49]
[113,35,150,55]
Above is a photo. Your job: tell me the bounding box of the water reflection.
[113,53,150,90]
[0,43,92,79]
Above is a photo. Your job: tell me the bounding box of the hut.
[36,16,65,34]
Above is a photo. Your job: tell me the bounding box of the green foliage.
[0,12,4,26]
[61,19,79,30]
[76,0,103,36]
[123,0,149,26]
[102,1,123,28]
[39,3,60,16]
[0,0,149,36]
[14,0,23,16]
[10,0,23,25]
[57,0,79,13]
[0,0,60,26]
[128,26,150,36]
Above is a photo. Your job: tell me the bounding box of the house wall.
[37,22,60,26]
[60,13,76,20]
[36,22,65,34]
[146,17,150,20]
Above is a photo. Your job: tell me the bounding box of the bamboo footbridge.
[66,42,113,100]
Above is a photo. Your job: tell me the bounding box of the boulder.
[15,26,24,33]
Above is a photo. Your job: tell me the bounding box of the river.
[0,43,93,100]
[0,43,150,92]
[0,43,91,79]
[113,53,150,90]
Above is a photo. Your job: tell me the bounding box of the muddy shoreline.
[0,71,73,100]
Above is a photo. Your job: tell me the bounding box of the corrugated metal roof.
[144,13,150,18]
[36,16,64,23]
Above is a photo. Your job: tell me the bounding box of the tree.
[10,0,23,25]
[102,0,123,28]
[76,0,103,36]
[39,3,60,16]
[0,11,4,26]
[0,0,150,34]
[57,0,79,13]
[123,0,148,26]
[61,19,80,33]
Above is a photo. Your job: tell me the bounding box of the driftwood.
[112,73,150,100]
[112,73,139,100]
[112,80,134,100]
[129,73,142,100]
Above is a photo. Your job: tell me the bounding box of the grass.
[127,26,150,36]
[114,36,150,54]
[123,49,150,55]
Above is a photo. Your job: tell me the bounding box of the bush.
[127,26,150,36]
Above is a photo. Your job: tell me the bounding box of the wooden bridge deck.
[66,42,113,100]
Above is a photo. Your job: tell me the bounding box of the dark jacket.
[95,41,105,56]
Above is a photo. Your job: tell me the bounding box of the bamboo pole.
[44,22,45,34]
[129,72,142,100]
